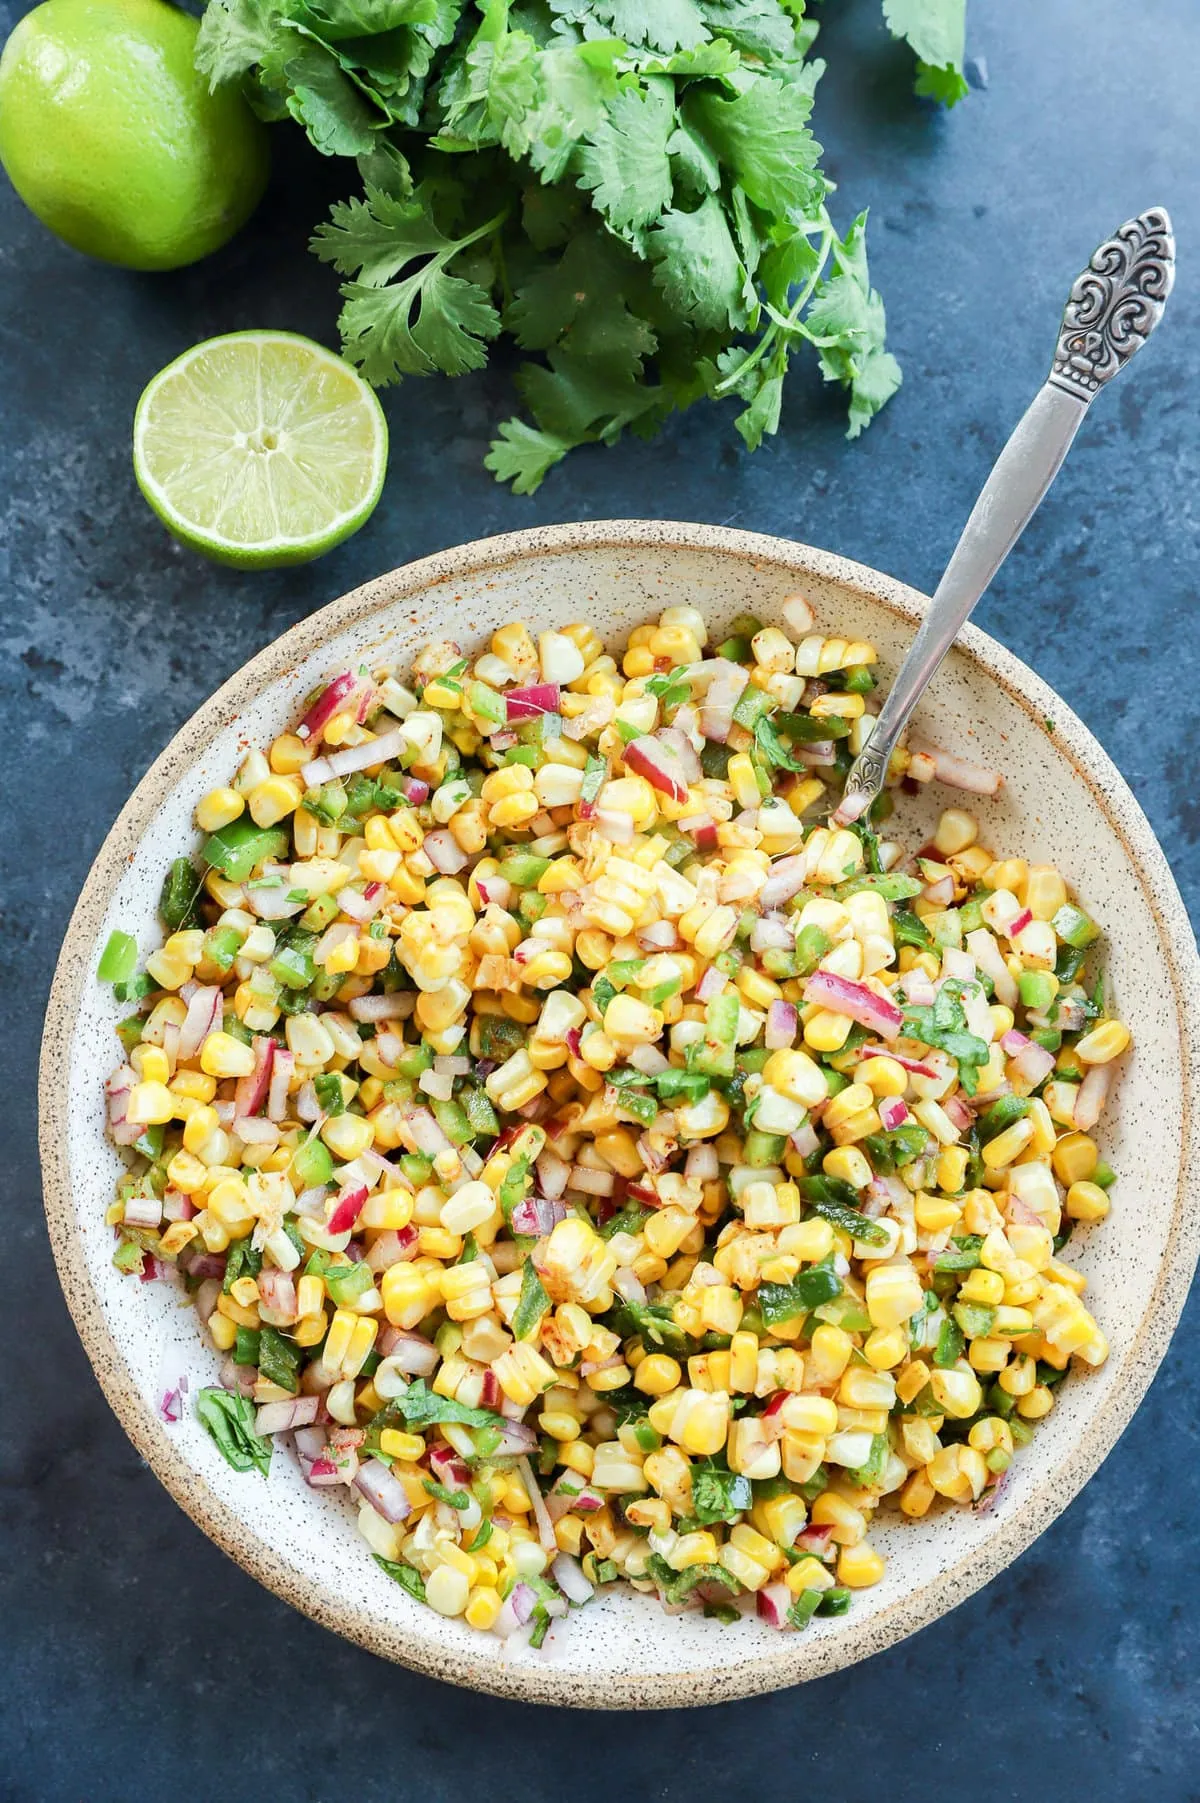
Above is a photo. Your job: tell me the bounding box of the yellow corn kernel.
[727,752,761,812]
[864,1264,924,1329]
[131,1044,170,1085]
[247,774,303,827]
[634,1354,683,1396]
[208,1311,237,1351]
[1051,1132,1098,1186]
[804,1009,854,1053]
[1075,1020,1131,1065]
[126,1081,175,1126]
[982,1118,1035,1170]
[169,1069,217,1104]
[493,1343,556,1408]
[199,1031,256,1079]
[928,1444,988,1501]
[838,1541,885,1588]
[859,1056,907,1098]
[381,1263,437,1330]
[464,1587,502,1632]
[937,1146,970,1195]
[959,1266,1005,1306]
[195,787,245,832]
[823,1146,872,1190]
[1017,1384,1055,1421]
[928,1364,983,1419]
[810,1491,867,1547]
[1024,865,1067,920]
[900,1469,936,1517]
[1066,1180,1110,1222]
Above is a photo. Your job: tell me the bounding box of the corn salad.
[100,597,1126,1648]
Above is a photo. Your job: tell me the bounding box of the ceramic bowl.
[40,521,1200,1708]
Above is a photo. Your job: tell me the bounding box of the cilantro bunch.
[196,0,967,490]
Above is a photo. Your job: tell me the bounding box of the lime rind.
[133,330,388,569]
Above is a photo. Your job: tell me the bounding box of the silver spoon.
[834,207,1176,827]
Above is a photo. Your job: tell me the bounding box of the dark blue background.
[3,1,1197,1796]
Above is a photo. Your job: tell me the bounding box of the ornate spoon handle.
[836,207,1175,826]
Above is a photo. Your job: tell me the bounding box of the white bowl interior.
[54,530,1195,1703]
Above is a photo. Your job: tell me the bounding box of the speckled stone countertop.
[3,0,1197,1795]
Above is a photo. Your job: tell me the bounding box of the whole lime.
[0,0,269,270]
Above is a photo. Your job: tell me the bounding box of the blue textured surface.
[3,0,1198,1795]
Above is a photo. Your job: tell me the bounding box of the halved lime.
[133,331,388,568]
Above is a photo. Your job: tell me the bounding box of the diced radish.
[623,735,689,803]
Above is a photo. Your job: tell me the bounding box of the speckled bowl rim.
[39,520,1200,1709]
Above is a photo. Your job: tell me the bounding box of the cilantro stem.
[713,219,836,398]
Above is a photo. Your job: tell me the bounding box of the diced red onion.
[247,880,305,921]
[366,1226,420,1274]
[517,1455,559,1555]
[354,1458,412,1523]
[862,1045,937,1077]
[796,740,837,767]
[684,1144,719,1182]
[429,1444,472,1490]
[695,965,727,1002]
[292,1183,328,1219]
[258,1267,296,1316]
[789,1121,820,1159]
[401,775,429,804]
[267,1046,294,1122]
[751,915,794,953]
[296,670,359,742]
[765,1000,797,1049]
[301,726,407,789]
[401,1107,451,1157]
[965,928,1018,1008]
[941,947,976,982]
[234,1115,279,1147]
[481,1369,501,1409]
[638,919,681,951]
[805,969,904,1039]
[234,1036,274,1118]
[535,1148,572,1199]
[123,1194,162,1230]
[347,992,410,1022]
[1007,907,1033,939]
[612,1266,647,1304]
[336,884,385,923]
[256,1395,320,1436]
[782,593,815,636]
[377,1324,437,1371]
[597,807,637,843]
[327,1184,368,1235]
[898,968,938,1007]
[923,874,955,906]
[506,683,561,720]
[656,726,701,784]
[551,1552,595,1606]
[419,1069,454,1102]
[178,985,223,1061]
[795,1522,835,1555]
[159,1379,187,1425]
[623,735,689,803]
[760,855,808,910]
[106,1064,142,1146]
[878,1096,911,1130]
[756,1582,791,1629]
[943,1094,974,1133]
[909,738,1003,798]
[510,1195,568,1235]
[492,1419,538,1458]
[219,1357,257,1398]
[475,874,514,909]
[422,829,470,875]
[1074,1062,1113,1131]
[1002,1030,1057,1087]
[636,1134,670,1174]
[161,1188,196,1223]
[681,813,718,852]
[629,1043,670,1077]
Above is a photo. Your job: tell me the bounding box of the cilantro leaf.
[195,1388,272,1478]
[577,80,676,236]
[484,418,574,495]
[649,193,748,332]
[689,1460,753,1525]
[883,0,969,107]
[383,1379,503,1430]
[901,980,989,1095]
[375,1554,427,1600]
[684,70,823,218]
